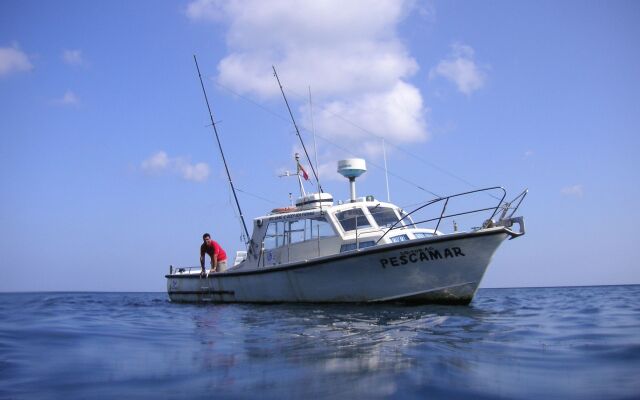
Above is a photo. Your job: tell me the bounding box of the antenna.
[309,86,319,183]
[279,154,308,198]
[194,55,250,244]
[272,66,323,193]
[382,138,390,202]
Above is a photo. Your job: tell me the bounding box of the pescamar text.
[380,247,466,268]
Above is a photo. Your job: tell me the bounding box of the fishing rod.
[272,66,324,193]
[193,55,250,244]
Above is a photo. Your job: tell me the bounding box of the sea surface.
[1,286,639,399]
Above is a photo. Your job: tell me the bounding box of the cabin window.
[414,232,433,239]
[359,240,375,249]
[263,221,288,250]
[289,216,335,244]
[340,240,376,253]
[340,243,357,252]
[368,206,400,228]
[288,219,306,244]
[263,216,335,249]
[390,234,409,243]
[399,209,416,228]
[335,208,372,232]
[305,217,335,239]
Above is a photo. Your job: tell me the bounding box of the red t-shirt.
[200,240,227,262]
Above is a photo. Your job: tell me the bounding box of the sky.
[1,0,639,292]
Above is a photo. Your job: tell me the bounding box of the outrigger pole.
[193,55,250,243]
[272,66,324,193]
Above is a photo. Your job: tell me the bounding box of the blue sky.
[1,0,639,292]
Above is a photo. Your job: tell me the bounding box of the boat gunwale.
[166,227,511,280]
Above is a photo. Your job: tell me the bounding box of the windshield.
[368,206,400,228]
[399,209,416,228]
[335,208,372,232]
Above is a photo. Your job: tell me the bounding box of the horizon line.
[1,283,639,294]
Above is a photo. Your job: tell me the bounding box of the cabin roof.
[254,199,400,222]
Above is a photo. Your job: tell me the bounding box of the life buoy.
[271,206,297,214]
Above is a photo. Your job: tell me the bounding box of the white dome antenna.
[337,159,367,202]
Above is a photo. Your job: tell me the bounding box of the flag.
[297,161,309,181]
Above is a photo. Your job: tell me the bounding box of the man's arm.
[212,255,218,273]
[200,249,206,274]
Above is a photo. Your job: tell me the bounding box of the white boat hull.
[166,228,512,305]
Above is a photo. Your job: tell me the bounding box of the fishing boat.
[166,154,526,304]
[165,58,527,305]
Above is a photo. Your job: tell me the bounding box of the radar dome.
[337,159,367,202]
[337,159,367,179]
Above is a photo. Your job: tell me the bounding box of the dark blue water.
[1,286,639,399]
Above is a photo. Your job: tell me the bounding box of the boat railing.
[376,186,526,244]
[497,188,528,221]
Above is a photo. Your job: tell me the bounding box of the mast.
[295,153,307,198]
[193,55,250,243]
[272,66,323,193]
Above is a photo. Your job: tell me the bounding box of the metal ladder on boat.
[200,272,215,302]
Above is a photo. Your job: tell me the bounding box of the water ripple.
[0,287,639,399]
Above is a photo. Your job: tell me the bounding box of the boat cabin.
[232,194,438,271]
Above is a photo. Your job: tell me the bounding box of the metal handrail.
[376,186,507,244]
[506,189,528,219]
[410,206,501,227]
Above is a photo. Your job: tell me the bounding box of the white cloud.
[177,160,210,182]
[430,43,487,95]
[186,0,226,21]
[141,151,170,172]
[53,90,80,106]
[62,49,85,66]
[0,45,33,77]
[561,184,583,197]
[141,151,210,182]
[310,81,427,144]
[186,0,428,159]
[316,161,347,183]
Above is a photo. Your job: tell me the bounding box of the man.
[200,233,228,275]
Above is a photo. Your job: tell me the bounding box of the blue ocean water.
[1,286,639,399]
